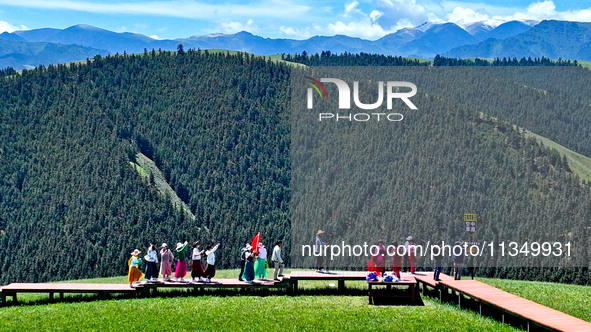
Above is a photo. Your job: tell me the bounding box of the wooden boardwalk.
[1,283,137,303]
[0,278,290,304]
[2,271,591,331]
[439,279,591,332]
[413,272,591,332]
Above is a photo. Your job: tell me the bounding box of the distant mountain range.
[1,19,591,70]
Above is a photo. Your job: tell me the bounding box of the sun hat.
[176,242,184,250]
[161,243,168,248]
[131,249,141,256]
[317,230,325,235]
[406,235,414,241]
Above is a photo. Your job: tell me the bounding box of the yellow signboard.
[464,213,477,237]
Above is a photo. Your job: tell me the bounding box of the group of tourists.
[366,236,417,279]
[127,241,220,287]
[127,238,285,287]
[364,237,473,281]
[127,232,473,287]
[238,240,285,282]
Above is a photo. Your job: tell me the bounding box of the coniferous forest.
[0,50,590,284]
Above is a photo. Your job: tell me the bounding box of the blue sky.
[0,0,590,40]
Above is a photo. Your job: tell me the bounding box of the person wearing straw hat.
[402,235,413,272]
[159,243,173,281]
[128,249,144,287]
[315,230,328,273]
[174,241,189,283]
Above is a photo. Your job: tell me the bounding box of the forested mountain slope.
[0,51,290,283]
[0,51,589,284]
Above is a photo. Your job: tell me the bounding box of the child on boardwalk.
[191,241,205,283]
[128,249,144,287]
[254,243,268,279]
[204,243,220,283]
[160,243,173,281]
[174,241,189,283]
[144,244,159,283]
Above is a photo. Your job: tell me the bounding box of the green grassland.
[4,270,591,330]
[523,130,591,183]
[0,269,517,332]
[479,278,591,322]
[0,295,518,332]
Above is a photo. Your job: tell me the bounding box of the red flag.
[251,232,261,254]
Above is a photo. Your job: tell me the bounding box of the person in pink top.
[159,243,174,281]
[374,240,387,275]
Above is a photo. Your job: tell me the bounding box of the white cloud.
[280,3,401,40]
[3,0,591,40]
[219,19,256,34]
[493,1,591,22]
[446,7,490,25]
[344,1,361,17]
[0,20,27,33]
[370,0,437,30]
[326,20,388,39]
[369,10,383,22]
[0,0,310,20]
[559,8,591,22]
[149,34,160,40]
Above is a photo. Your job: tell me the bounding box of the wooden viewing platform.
[0,278,291,305]
[2,271,591,331]
[0,283,137,303]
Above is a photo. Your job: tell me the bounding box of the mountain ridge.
[5,19,591,70]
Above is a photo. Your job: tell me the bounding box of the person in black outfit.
[238,243,252,281]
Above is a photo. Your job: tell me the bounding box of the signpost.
[464,213,477,237]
